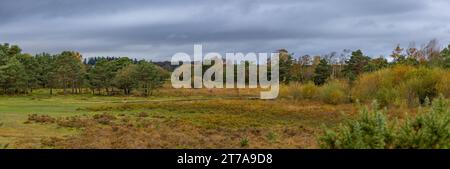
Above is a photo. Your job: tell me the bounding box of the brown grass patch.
[56,116,91,128]
[43,117,318,149]
[25,114,56,124]
[19,98,360,148]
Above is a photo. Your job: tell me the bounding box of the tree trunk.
[63,80,67,95]
[71,81,75,94]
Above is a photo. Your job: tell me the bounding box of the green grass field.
[0,93,170,146]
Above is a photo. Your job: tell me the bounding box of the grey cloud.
[0,0,449,61]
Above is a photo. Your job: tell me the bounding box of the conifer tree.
[313,58,332,85]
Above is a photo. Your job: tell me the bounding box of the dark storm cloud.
[1,0,450,60]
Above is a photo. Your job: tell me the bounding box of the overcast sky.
[1,0,450,61]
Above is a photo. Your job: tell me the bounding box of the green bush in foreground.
[319,96,450,149]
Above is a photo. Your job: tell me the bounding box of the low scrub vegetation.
[318,80,350,105]
[352,65,450,107]
[34,114,317,148]
[283,65,450,108]
[281,80,350,104]
[26,114,56,124]
[319,96,450,149]
[26,113,115,128]
[56,116,91,128]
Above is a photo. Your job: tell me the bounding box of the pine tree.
[87,59,114,95]
[135,61,168,96]
[278,49,294,84]
[35,53,57,94]
[313,58,332,85]
[440,45,450,68]
[342,50,371,81]
[54,51,84,94]
[114,64,138,95]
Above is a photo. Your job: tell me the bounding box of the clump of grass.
[1,143,9,149]
[41,137,64,147]
[240,137,249,147]
[93,113,117,125]
[26,114,56,124]
[265,132,278,143]
[56,116,90,128]
[136,112,149,118]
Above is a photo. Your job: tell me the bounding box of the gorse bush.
[281,65,449,107]
[280,80,349,104]
[289,83,304,100]
[352,65,450,107]
[351,65,412,107]
[318,80,349,104]
[436,71,450,98]
[402,67,442,105]
[301,82,319,99]
[280,82,318,100]
[319,96,450,149]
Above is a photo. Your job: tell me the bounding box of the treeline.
[0,43,169,95]
[280,40,450,107]
[278,40,450,85]
[2,39,450,98]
